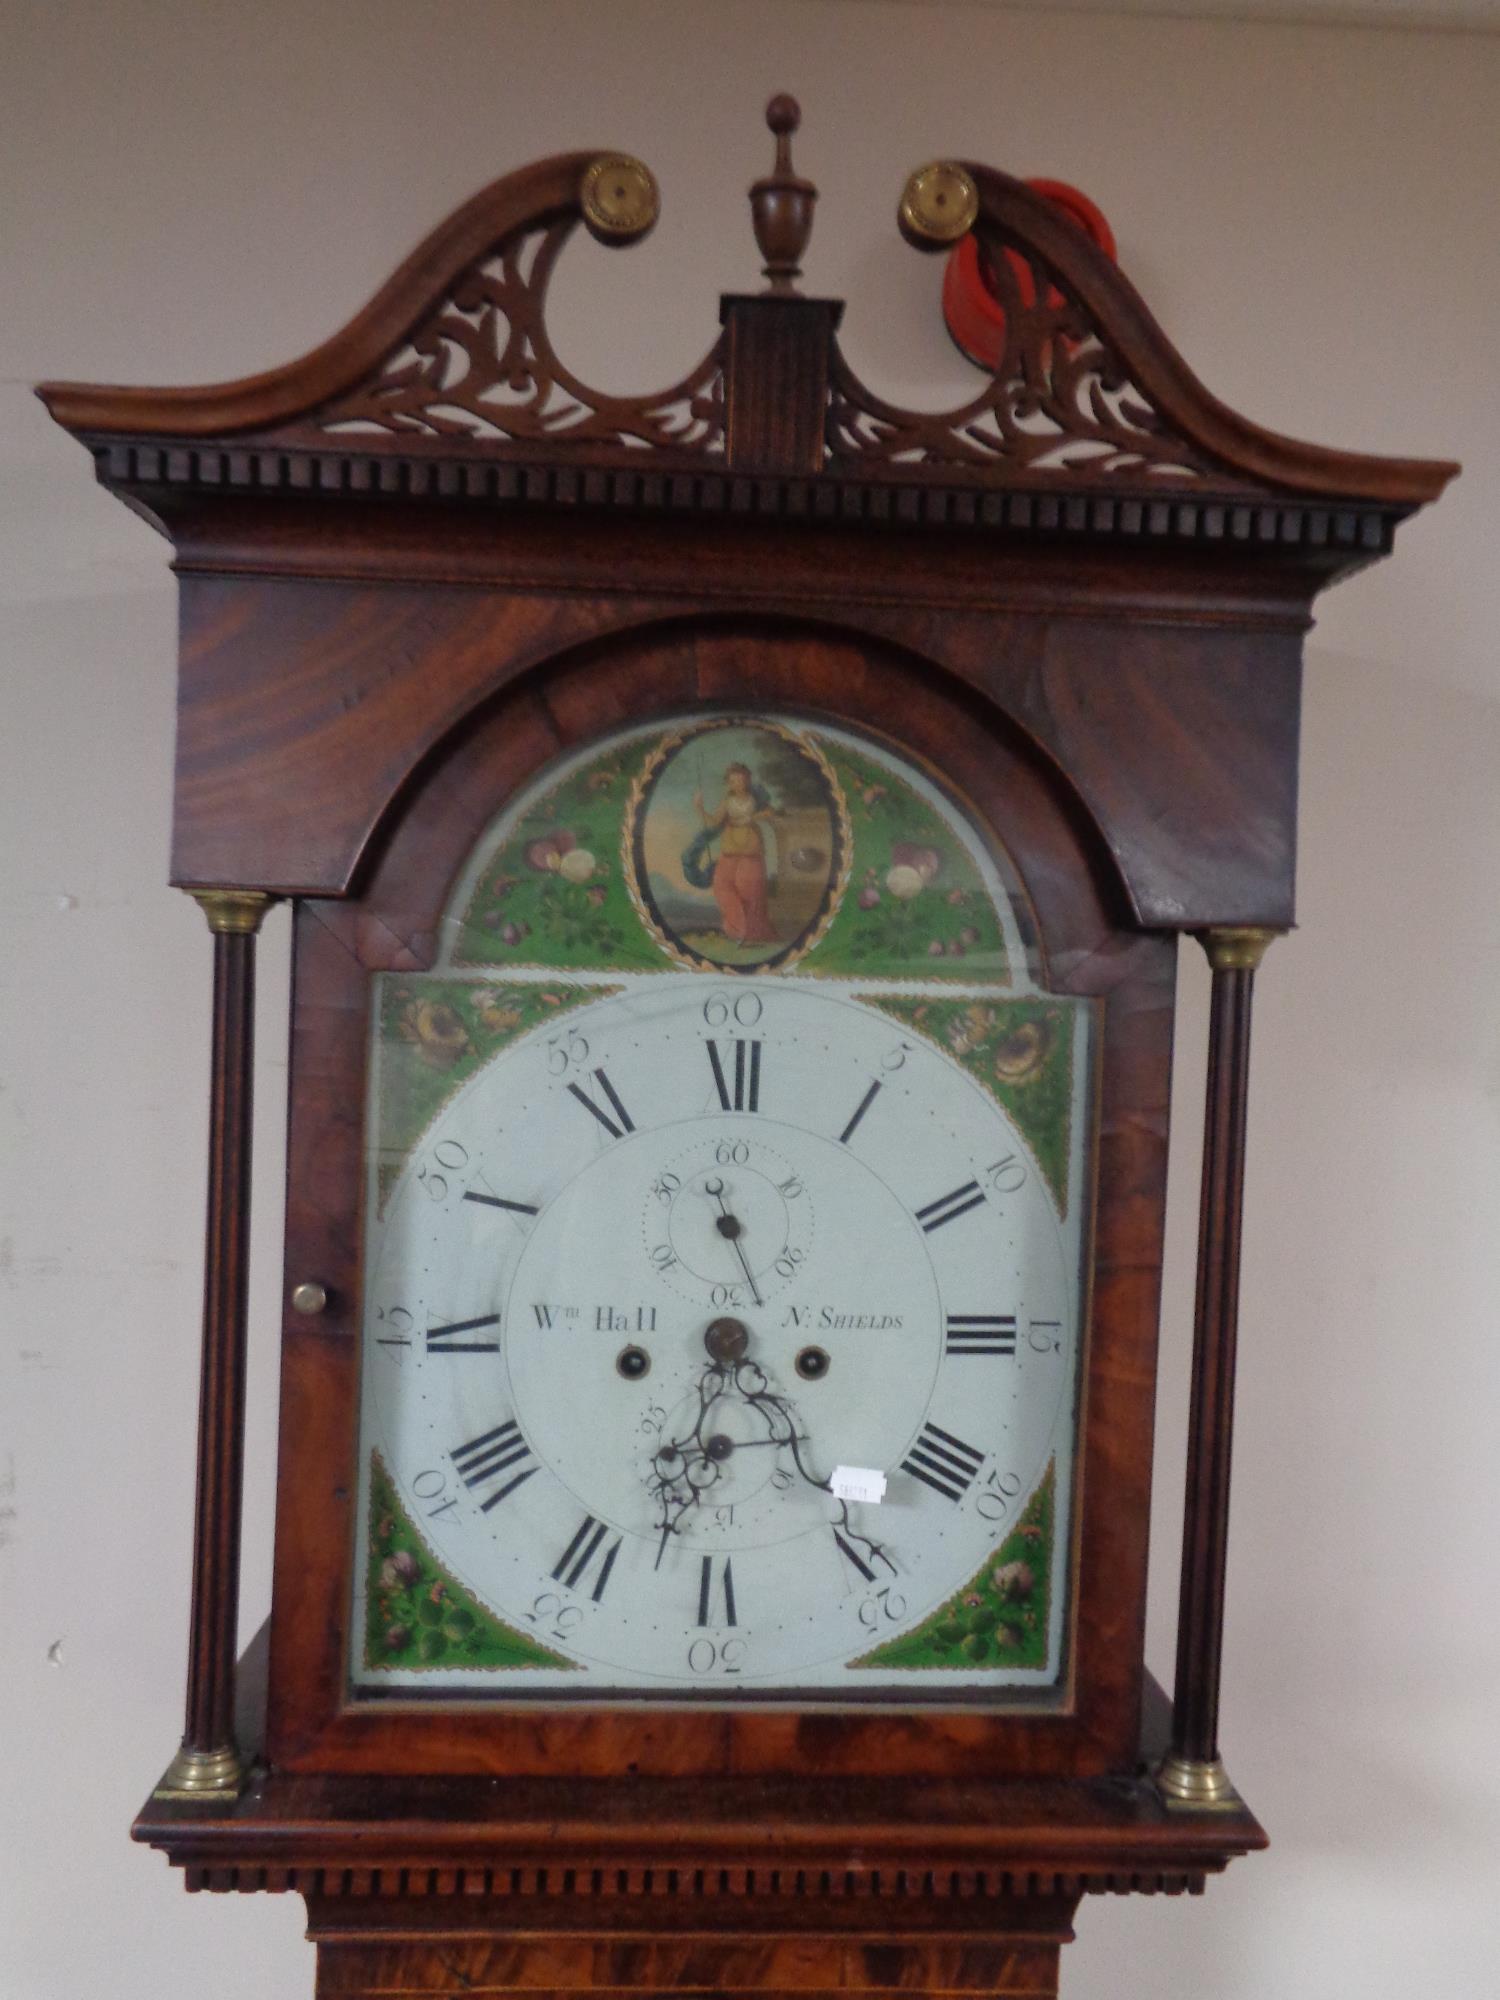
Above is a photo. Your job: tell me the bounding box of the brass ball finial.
[750,91,817,292]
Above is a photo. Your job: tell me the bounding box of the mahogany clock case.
[270,617,1173,1781]
[35,100,1457,1996]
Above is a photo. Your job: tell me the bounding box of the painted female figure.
[690,761,779,946]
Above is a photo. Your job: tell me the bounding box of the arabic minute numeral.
[411,1467,461,1522]
[525,1592,584,1645]
[857,1587,908,1630]
[375,1306,415,1350]
[687,1636,747,1675]
[546,1028,591,1076]
[702,991,764,1030]
[975,1467,1023,1522]
[416,1138,471,1204]
[984,1153,1028,1195]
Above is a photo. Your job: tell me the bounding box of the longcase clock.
[41,97,1454,2000]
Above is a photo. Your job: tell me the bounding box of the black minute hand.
[705,1176,764,1307]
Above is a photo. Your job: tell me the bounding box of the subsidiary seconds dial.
[648,1135,814,1311]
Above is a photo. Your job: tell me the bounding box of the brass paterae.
[898,161,979,248]
[580,155,660,244]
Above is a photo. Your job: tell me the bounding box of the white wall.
[3,3,1497,1995]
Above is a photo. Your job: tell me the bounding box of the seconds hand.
[704,1176,763,1307]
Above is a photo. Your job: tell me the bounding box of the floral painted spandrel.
[363,1454,577,1674]
[850,1462,1055,1673]
[449,717,1024,986]
[372,980,607,1211]
[864,993,1078,1212]
[453,744,662,973]
[806,738,1012,984]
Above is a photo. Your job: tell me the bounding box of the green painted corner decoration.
[454,740,663,975]
[451,716,1020,985]
[864,994,1077,1213]
[850,1461,1055,1672]
[799,735,1009,983]
[373,981,611,1212]
[364,1453,577,1674]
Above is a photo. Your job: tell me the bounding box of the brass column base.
[153,1742,246,1800]
[1156,1752,1244,1813]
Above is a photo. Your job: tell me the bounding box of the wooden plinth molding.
[304,1905,1078,2000]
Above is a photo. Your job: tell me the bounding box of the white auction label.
[829,1465,887,1505]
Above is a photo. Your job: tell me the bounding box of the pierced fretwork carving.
[317,220,725,453]
[828,231,1219,481]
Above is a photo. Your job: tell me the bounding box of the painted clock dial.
[351,713,1095,1700]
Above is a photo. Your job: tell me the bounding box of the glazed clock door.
[267,627,1174,1778]
[352,712,1093,1703]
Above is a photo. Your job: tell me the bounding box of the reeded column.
[1159,925,1281,1810]
[155,890,274,1799]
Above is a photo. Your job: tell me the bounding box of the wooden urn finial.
[750,93,817,293]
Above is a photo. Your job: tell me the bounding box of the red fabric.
[713,852,778,944]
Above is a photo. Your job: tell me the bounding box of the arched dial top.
[352,710,1094,1702]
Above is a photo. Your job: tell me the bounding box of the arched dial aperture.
[359,978,1080,1694]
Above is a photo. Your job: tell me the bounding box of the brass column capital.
[1197,925,1282,973]
[187,889,276,936]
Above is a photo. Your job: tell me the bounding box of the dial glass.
[351,713,1095,1702]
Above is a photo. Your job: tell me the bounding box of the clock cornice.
[38,113,1455,583]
